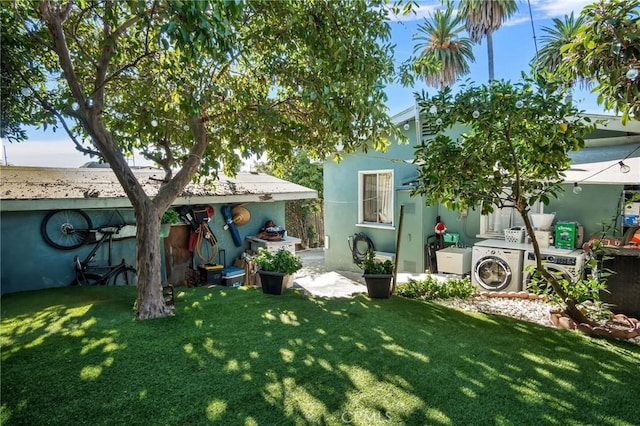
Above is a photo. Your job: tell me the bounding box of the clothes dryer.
[522,249,586,290]
[471,245,524,292]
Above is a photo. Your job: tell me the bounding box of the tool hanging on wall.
[221,205,244,247]
[179,205,214,230]
[189,222,219,263]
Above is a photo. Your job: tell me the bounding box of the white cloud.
[2,137,153,168]
[390,0,591,25]
[502,16,535,28]
[387,2,441,23]
[529,0,592,19]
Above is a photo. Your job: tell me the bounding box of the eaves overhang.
[0,166,317,212]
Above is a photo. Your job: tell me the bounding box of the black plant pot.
[258,271,287,295]
[363,274,393,299]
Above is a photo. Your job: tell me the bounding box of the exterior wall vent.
[403,260,417,273]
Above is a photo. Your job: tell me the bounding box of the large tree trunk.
[134,203,173,319]
[520,208,595,326]
[38,2,221,320]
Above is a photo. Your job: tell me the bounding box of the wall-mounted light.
[573,182,582,194]
[403,122,410,131]
[619,161,631,174]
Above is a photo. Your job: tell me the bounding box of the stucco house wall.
[324,108,639,276]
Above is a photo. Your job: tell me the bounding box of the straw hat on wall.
[231,206,251,226]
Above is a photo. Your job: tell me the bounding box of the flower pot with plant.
[359,250,394,298]
[254,248,303,295]
[160,209,180,238]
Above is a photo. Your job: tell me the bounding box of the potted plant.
[359,250,394,299]
[254,248,303,295]
[160,209,180,238]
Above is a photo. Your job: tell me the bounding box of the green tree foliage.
[0,2,56,143]
[412,6,475,88]
[458,0,517,81]
[533,12,588,79]
[559,0,640,123]
[411,75,598,325]
[6,1,399,318]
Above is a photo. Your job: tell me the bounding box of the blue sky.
[384,0,599,116]
[3,0,599,167]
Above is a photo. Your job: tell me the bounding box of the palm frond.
[413,6,475,88]
[459,0,518,43]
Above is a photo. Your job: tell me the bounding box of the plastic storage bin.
[435,246,472,275]
[199,264,223,285]
[221,267,245,287]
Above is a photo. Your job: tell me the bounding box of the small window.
[479,192,543,238]
[359,170,394,226]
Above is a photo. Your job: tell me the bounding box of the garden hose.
[349,232,374,264]
[195,222,219,263]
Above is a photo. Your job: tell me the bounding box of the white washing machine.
[471,245,524,292]
[522,248,586,290]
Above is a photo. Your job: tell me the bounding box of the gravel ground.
[435,296,555,327]
[439,295,640,345]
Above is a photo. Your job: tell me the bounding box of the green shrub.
[254,248,302,275]
[358,250,394,274]
[397,275,474,300]
[161,209,180,224]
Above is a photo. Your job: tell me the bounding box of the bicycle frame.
[73,225,136,286]
[75,258,135,286]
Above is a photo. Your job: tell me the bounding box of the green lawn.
[1,286,639,425]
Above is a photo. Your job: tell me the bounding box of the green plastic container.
[555,222,577,250]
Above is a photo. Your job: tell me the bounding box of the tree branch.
[71,2,99,69]
[18,70,102,158]
[37,1,85,102]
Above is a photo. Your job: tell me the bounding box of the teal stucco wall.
[324,120,627,275]
[548,183,623,239]
[0,202,286,295]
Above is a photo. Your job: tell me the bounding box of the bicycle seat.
[97,226,120,234]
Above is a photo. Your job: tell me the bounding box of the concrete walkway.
[293,248,367,297]
[292,248,453,298]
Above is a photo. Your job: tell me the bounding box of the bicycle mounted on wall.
[41,209,136,286]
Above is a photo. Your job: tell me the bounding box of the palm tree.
[459,0,518,81]
[413,6,475,89]
[533,12,588,87]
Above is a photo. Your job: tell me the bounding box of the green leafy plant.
[161,209,180,224]
[528,239,614,320]
[254,248,302,275]
[10,1,401,319]
[410,75,602,326]
[558,0,640,123]
[397,276,474,300]
[358,250,394,275]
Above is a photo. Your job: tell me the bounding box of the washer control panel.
[526,252,577,266]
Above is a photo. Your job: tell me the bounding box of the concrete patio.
[292,248,451,298]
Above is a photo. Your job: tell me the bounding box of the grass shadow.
[2,286,639,425]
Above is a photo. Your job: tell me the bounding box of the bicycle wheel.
[78,272,106,286]
[41,209,92,250]
[113,266,137,286]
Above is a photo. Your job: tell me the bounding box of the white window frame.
[478,194,544,239]
[357,169,395,229]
